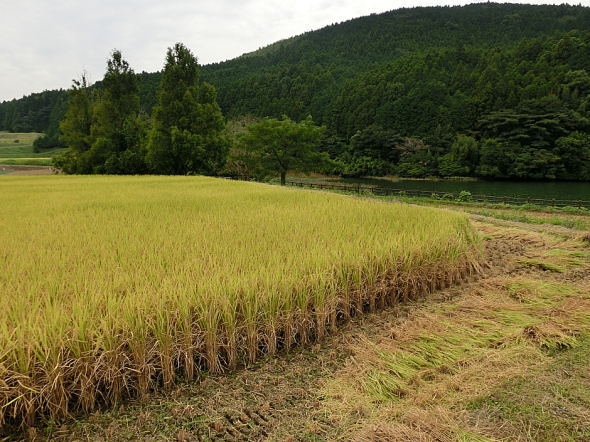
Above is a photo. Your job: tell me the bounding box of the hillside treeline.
[204,3,590,123]
[1,3,590,179]
[326,32,590,180]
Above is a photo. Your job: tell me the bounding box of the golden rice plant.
[0,175,482,430]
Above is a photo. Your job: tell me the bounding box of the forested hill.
[3,2,590,134]
[202,2,590,123]
[2,3,590,180]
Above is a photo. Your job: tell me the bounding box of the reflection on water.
[295,176,590,200]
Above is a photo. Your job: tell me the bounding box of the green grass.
[280,178,590,214]
[281,181,590,217]
[468,336,590,441]
[0,158,53,166]
[467,208,590,230]
[518,259,566,273]
[393,195,590,217]
[0,131,41,142]
[317,186,590,231]
[410,197,590,215]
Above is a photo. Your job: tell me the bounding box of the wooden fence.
[285,180,590,209]
[220,176,590,209]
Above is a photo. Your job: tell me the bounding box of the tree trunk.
[280,170,287,186]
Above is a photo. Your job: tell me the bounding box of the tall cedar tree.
[240,116,326,185]
[59,74,94,155]
[90,50,146,174]
[57,51,146,173]
[147,43,228,175]
[56,74,94,173]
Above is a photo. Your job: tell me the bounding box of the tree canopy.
[239,116,326,184]
[56,45,228,175]
[4,3,590,180]
[147,43,228,175]
[56,51,147,174]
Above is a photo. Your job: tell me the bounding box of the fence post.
[279,180,590,208]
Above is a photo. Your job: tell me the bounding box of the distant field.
[0,158,53,166]
[0,132,65,164]
[0,176,480,429]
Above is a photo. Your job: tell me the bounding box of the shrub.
[457,190,473,202]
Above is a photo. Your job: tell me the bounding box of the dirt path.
[25,219,590,441]
[0,165,54,175]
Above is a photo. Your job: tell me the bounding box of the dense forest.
[327,34,590,180]
[2,3,590,180]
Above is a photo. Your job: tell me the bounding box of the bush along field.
[0,176,481,432]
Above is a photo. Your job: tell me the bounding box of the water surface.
[296,177,590,201]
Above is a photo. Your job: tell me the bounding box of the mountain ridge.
[2,2,590,135]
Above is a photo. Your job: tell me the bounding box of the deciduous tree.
[240,116,326,185]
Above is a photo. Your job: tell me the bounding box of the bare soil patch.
[0,165,54,175]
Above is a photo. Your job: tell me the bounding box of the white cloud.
[0,0,585,101]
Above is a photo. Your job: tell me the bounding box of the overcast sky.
[1,0,586,101]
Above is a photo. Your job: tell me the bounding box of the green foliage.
[338,155,392,178]
[58,51,148,174]
[57,75,95,172]
[457,191,473,202]
[329,32,590,180]
[147,43,228,175]
[203,3,590,124]
[328,126,402,177]
[476,98,588,150]
[554,131,590,180]
[5,4,590,180]
[439,135,479,177]
[0,90,67,133]
[475,139,508,178]
[395,138,438,178]
[91,51,146,174]
[33,134,64,152]
[56,46,228,175]
[239,116,326,184]
[92,51,141,144]
[349,126,402,164]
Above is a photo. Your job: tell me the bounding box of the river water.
[299,177,590,201]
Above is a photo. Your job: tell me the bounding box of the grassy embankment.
[273,174,590,230]
[399,195,590,231]
[0,132,65,166]
[0,175,481,432]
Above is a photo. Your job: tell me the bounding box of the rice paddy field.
[0,132,65,166]
[0,175,481,431]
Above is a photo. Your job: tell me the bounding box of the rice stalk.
[0,175,482,431]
